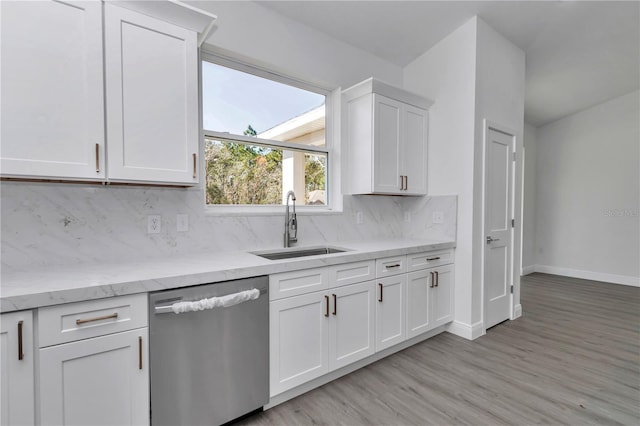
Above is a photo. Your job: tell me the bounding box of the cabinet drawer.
[328,260,375,288]
[38,294,147,347]
[269,268,328,300]
[407,249,454,272]
[375,256,407,278]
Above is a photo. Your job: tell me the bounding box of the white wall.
[522,123,537,273]
[404,17,525,339]
[195,1,403,89]
[404,18,478,330]
[473,19,526,324]
[533,91,640,286]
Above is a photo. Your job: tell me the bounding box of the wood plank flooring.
[239,273,640,425]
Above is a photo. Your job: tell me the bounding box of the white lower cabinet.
[329,281,375,370]
[39,328,149,426]
[431,264,455,328]
[375,275,406,351]
[269,280,375,396]
[0,311,35,426]
[407,264,455,338]
[269,292,329,397]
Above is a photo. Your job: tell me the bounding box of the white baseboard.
[531,264,639,287]
[446,320,485,340]
[521,265,536,275]
[512,303,522,319]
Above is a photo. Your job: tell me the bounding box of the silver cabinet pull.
[378,283,383,302]
[17,321,24,361]
[95,143,100,173]
[192,153,197,178]
[486,236,500,244]
[76,312,118,325]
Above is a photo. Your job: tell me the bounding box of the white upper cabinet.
[0,0,105,180]
[104,4,199,184]
[343,78,431,195]
[1,1,205,185]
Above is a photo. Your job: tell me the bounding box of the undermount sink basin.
[252,246,349,260]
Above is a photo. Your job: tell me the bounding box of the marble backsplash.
[0,181,456,271]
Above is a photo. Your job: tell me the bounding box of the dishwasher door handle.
[154,288,264,314]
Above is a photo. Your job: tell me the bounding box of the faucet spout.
[284,191,298,248]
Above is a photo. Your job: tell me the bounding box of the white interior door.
[484,128,514,329]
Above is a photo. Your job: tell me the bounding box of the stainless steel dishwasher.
[149,276,269,426]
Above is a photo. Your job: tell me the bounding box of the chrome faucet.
[284,190,298,247]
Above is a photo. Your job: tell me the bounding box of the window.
[202,58,329,207]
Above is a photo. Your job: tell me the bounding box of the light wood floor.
[239,273,640,425]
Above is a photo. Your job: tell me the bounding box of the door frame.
[480,119,522,333]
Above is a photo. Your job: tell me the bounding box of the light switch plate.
[356,211,364,224]
[432,211,444,224]
[147,215,161,234]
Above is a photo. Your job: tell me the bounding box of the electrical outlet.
[356,211,364,224]
[176,214,189,232]
[404,211,411,223]
[432,211,444,224]
[147,215,161,234]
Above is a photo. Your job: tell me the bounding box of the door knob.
[486,236,500,244]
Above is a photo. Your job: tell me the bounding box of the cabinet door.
[375,275,406,351]
[329,281,375,370]
[270,292,329,396]
[401,104,428,195]
[0,0,105,180]
[431,265,455,328]
[0,311,35,426]
[104,5,199,184]
[39,328,149,426]
[372,94,403,194]
[406,270,432,338]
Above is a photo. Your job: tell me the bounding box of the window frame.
[200,51,339,215]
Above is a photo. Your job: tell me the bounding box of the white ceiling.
[260,1,640,127]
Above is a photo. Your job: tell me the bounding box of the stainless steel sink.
[252,246,348,260]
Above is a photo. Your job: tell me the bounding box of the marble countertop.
[0,238,455,313]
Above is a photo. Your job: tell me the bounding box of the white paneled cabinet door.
[431,265,455,328]
[39,329,149,426]
[104,5,199,184]
[372,94,403,194]
[375,275,406,351]
[402,104,428,195]
[270,292,329,396]
[0,311,35,426]
[0,0,105,180]
[406,270,431,338]
[329,281,375,370]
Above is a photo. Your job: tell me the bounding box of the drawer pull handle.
[95,143,100,173]
[192,153,197,179]
[76,312,118,325]
[17,321,24,361]
[385,264,401,269]
[426,257,440,261]
[430,272,435,288]
[378,283,383,302]
[332,294,337,316]
[435,271,439,287]
[324,295,329,317]
[138,336,143,370]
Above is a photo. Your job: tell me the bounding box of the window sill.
[204,205,343,217]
